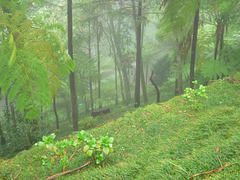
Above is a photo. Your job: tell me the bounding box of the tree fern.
[201,60,231,80]
[0,8,74,119]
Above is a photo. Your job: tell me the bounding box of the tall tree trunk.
[190,8,199,88]
[53,96,59,130]
[140,24,148,104]
[132,0,142,107]
[68,0,78,131]
[96,18,102,108]
[88,21,94,113]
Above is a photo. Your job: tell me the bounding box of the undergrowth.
[0,78,239,179]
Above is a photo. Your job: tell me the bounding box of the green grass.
[0,79,239,179]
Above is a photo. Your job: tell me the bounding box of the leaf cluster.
[37,130,114,172]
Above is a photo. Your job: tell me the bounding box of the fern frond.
[201,60,231,80]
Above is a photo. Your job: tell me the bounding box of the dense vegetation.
[0,0,240,179]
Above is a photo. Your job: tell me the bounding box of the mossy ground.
[0,79,239,180]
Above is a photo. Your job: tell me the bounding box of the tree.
[132,0,142,107]
[190,6,200,88]
[0,1,74,120]
[67,0,79,131]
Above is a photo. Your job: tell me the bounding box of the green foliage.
[0,110,51,157]
[201,60,231,80]
[184,80,208,109]
[0,9,74,119]
[37,130,114,172]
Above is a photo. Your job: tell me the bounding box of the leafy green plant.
[184,80,208,109]
[37,130,114,172]
[38,133,79,172]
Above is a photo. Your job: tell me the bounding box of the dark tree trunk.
[96,18,102,108]
[190,8,199,88]
[53,96,59,130]
[132,0,142,107]
[0,123,6,145]
[68,0,78,131]
[10,103,16,128]
[214,23,221,60]
[150,70,160,103]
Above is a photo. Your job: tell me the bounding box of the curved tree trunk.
[149,70,160,103]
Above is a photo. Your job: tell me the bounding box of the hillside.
[0,78,240,180]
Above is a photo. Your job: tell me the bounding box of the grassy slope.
[0,79,240,180]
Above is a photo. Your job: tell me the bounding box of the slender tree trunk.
[96,18,102,108]
[0,123,6,145]
[214,23,221,60]
[140,61,148,104]
[220,24,224,51]
[177,56,183,95]
[190,8,199,88]
[175,78,179,96]
[132,0,142,107]
[89,77,94,112]
[114,53,119,105]
[145,65,148,85]
[68,0,78,131]
[149,70,160,103]
[10,103,16,128]
[88,21,94,113]
[53,96,59,130]
[140,24,148,104]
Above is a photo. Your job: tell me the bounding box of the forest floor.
[0,77,240,180]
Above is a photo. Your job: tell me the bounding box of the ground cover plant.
[0,78,239,179]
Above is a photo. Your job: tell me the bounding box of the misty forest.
[0,0,240,179]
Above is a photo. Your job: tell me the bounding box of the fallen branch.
[45,161,92,180]
[190,161,240,178]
